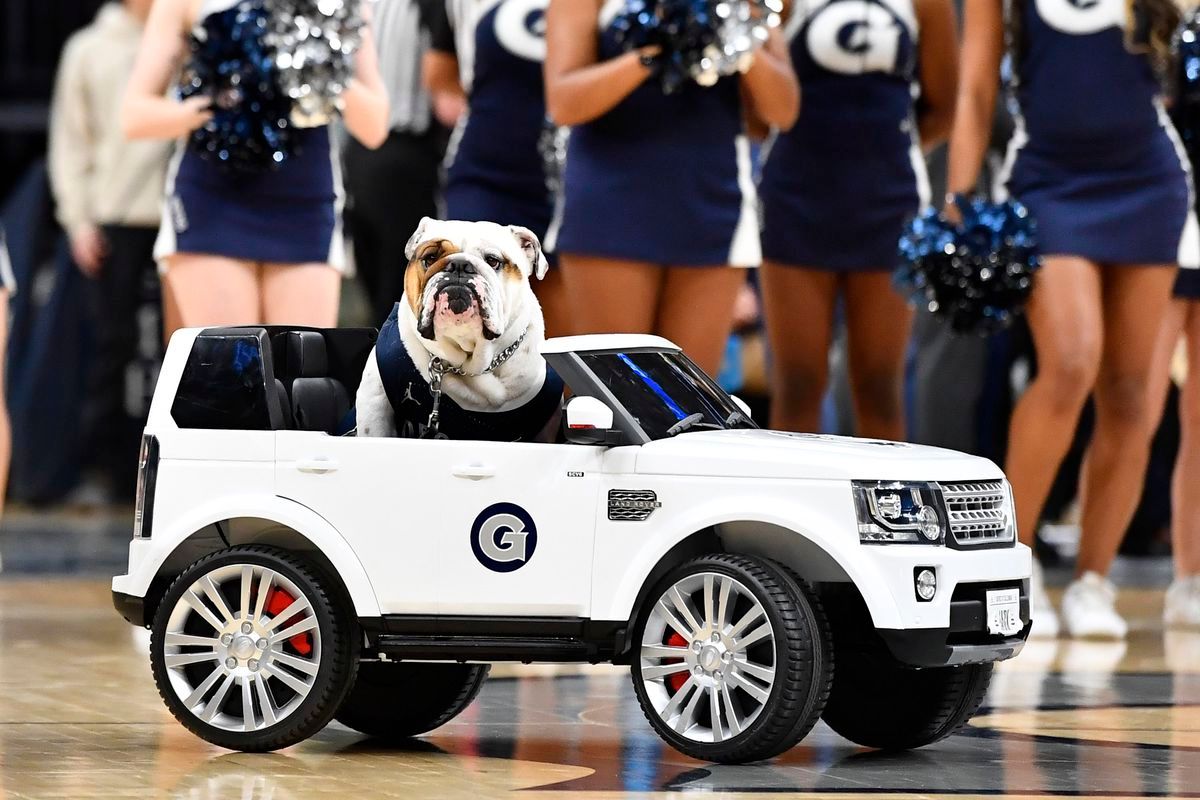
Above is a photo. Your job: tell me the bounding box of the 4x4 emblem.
[471,503,537,572]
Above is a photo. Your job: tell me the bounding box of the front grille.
[608,489,661,522]
[941,481,1011,546]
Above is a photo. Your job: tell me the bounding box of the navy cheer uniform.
[1001,0,1198,272]
[436,0,556,248]
[374,303,564,441]
[154,0,345,270]
[550,0,760,266]
[759,0,926,270]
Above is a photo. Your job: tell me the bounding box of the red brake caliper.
[665,632,689,694]
[265,588,313,656]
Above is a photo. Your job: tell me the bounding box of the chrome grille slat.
[940,480,1012,545]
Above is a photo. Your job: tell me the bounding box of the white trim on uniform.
[327,133,349,274]
[153,141,187,275]
[1156,98,1200,270]
[727,134,761,268]
[906,117,932,208]
[437,110,471,218]
[992,111,1029,202]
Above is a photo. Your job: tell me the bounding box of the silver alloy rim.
[162,564,322,733]
[639,572,777,743]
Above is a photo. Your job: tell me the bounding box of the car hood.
[634,429,1005,482]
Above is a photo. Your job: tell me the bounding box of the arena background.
[0,1,1196,797]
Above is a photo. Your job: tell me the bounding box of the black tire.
[630,553,832,764]
[150,545,359,752]
[822,654,993,750]
[335,662,490,739]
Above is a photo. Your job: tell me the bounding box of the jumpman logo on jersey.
[401,383,417,406]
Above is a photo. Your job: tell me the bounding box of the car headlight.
[853,481,947,544]
[1004,480,1017,542]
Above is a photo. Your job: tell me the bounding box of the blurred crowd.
[0,0,1199,639]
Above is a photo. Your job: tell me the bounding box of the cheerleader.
[422,0,571,336]
[946,0,1198,637]
[121,0,390,330]
[758,0,959,437]
[544,0,799,377]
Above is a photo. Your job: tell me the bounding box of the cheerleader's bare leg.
[162,254,261,327]
[656,266,744,379]
[261,263,341,327]
[1074,264,1177,578]
[759,262,839,433]
[1173,304,1200,579]
[559,254,662,338]
[535,268,574,339]
[1005,255,1104,549]
[1149,299,1200,576]
[843,271,914,441]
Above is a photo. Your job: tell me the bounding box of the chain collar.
[421,327,531,439]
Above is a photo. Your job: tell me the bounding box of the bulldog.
[355,218,564,441]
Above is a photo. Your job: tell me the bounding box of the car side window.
[172,332,274,430]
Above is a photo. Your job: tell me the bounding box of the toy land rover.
[113,325,1031,763]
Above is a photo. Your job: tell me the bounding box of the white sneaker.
[1028,560,1060,638]
[1164,576,1200,629]
[1062,572,1127,640]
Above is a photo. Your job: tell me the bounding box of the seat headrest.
[291,377,351,434]
[284,331,328,378]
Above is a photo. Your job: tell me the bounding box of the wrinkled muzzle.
[416,254,505,341]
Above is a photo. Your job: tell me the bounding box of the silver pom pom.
[264,0,366,127]
[699,0,781,84]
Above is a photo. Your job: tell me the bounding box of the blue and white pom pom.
[896,197,1041,336]
[1171,7,1200,168]
[611,0,782,94]
[180,0,296,172]
[180,0,365,171]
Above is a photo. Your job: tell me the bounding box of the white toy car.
[113,325,1032,763]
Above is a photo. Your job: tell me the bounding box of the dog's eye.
[484,255,502,268]
[421,254,437,268]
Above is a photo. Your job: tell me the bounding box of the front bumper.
[878,578,1031,666]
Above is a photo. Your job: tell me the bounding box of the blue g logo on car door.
[471,503,538,572]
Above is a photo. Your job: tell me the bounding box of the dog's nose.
[443,256,477,277]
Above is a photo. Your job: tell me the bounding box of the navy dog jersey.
[375,303,564,441]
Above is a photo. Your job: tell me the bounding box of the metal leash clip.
[421,358,450,440]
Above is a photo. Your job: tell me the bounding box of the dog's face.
[403,218,548,350]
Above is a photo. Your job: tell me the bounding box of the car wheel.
[630,554,832,764]
[821,654,993,749]
[149,545,359,752]
[335,662,490,739]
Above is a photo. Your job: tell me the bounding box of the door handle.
[452,463,496,480]
[296,457,339,474]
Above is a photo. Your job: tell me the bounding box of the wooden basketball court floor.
[0,575,1197,800]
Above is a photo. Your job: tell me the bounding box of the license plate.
[986,588,1022,636]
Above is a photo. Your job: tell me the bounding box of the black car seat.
[283,331,351,433]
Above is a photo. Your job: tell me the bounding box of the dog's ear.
[510,225,549,280]
[405,217,435,261]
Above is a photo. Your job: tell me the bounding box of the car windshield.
[579,350,756,441]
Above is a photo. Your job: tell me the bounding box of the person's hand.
[942,193,963,225]
[732,282,760,329]
[432,91,466,128]
[70,224,108,277]
[178,95,214,133]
